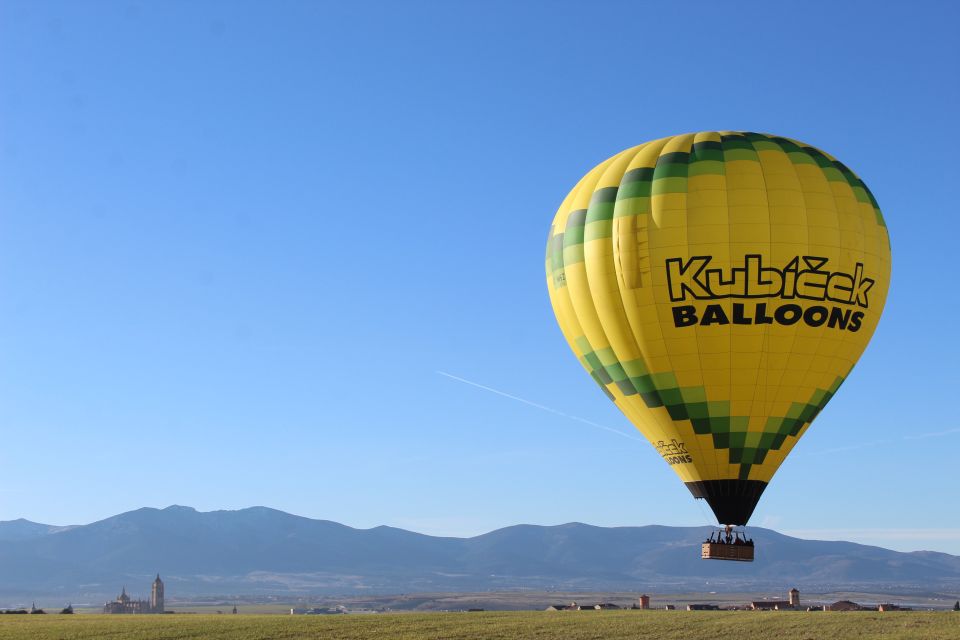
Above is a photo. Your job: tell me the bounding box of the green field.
[0,611,957,640]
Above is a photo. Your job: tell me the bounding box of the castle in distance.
[103,574,164,614]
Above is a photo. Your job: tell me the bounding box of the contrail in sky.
[437,371,960,453]
[902,427,960,440]
[436,371,645,443]
[805,427,960,455]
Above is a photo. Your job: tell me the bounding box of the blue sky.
[1,1,958,555]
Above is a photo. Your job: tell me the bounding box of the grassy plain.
[0,610,957,640]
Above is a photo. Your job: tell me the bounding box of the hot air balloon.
[545,132,890,561]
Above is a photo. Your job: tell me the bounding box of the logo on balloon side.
[666,255,873,332]
[656,439,693,465]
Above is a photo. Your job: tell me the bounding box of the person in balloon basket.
[706,526,753,547]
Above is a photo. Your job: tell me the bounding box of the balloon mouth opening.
[686,480,768,526]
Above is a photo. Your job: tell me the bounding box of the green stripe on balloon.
[579,339,847,476]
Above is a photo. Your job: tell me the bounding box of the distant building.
[545,602,613,611]
[103,586,145,614]
[291,606,348,615]
[751,588,800,611]
[827,600,863,612]
[150,574,164,613]
[104,575,165,614]
[687,604,720,611]
[638,594,650,610]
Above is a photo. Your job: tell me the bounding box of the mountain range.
[1,505,958,602]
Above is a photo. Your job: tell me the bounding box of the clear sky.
[1,1,958,555]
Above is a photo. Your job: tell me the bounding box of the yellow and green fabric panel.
[545,131,891,525]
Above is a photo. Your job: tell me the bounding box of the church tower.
[150,574,164,613]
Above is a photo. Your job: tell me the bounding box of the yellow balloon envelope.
[545,132,891,525]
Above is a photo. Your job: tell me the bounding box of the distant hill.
[0,505,958,602]
[0,518,76,542]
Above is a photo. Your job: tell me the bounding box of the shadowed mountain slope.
[1,506,957,601]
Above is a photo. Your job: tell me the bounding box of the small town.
[9,583,956,617]
[541,590,916,613]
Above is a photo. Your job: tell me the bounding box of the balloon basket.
[701,542,754,562]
